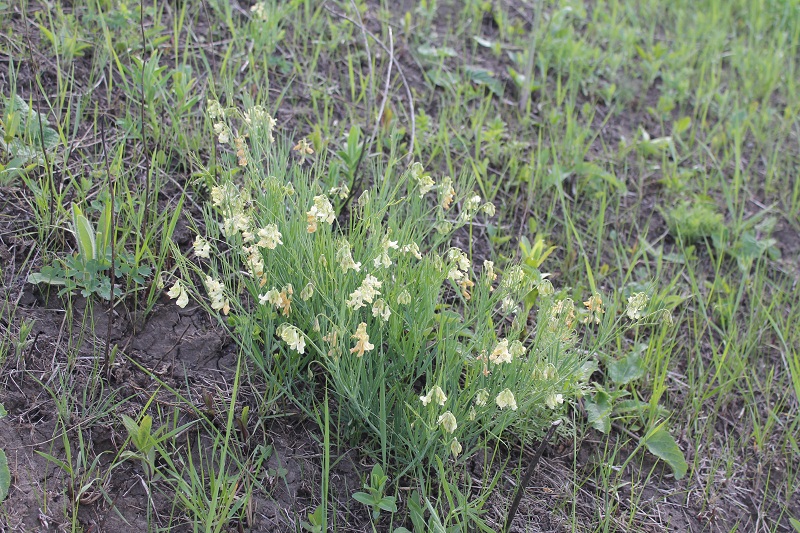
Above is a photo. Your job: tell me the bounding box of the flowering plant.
[172,100,611,480]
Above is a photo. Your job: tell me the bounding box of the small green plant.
[119,414,159,480]
[301,505,326,533]
[28,201,151,300]
[352,464,397,522]
[663,198,724,243]
[0,94,59,182]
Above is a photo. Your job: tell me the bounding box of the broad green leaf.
[789,517,800,532]
[377,496,397,512]
[644,427,688,479]
[28,265,68,286]
[0,448,9,501]
[585,390,612,433]
[464,66,503,97]
[0,403,6,417]
[609,352,645,385]
[673,117,691,134]
[72,203,96,261]
[352,491,374,506]
[473,36,494,48]
[426,69,458,89]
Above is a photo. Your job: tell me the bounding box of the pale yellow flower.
[329,182,350,199]
[500,265,525,291]
[222,213,251,238]
[509,340,526,359]
[243,106,277,141]
[489,339,512,365]
[447,248,471,273]
[626,292,649,320]
[545,392,563,410]
[483,260,496,282]
[450,437,462,458]
[346,275,382,310]
[495,389,517,410]
[481,202,496,216]
[350,322,374,357]
[300,282,314,301]
[410,162,435,198]
[257,224,283,250]
[260,285,293,316]
[213,122,230,144]
[460,193,482,221]
[307,195,335,233]
[439,176,455,209]
[374,233,399,269]
[204,276,229,315]
[277,323,305,354]
[538,279,554,296]
[336,240,361,273]
[474,389,489,407]
[397,289,411,305]
[206,99,224,120]
[243,245,266,287]
[293,138,314,155]
[372,298,391,322]
[193,235,211,259]
[250,1,268,21]
[420,385,447,407]
[167,280,189,308]
[500,297,519,315]
[401,242,423,260]
[437,411,457,434]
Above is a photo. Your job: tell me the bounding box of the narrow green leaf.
[644,427,688,479]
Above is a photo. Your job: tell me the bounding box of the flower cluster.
[582,292,604,324]
[250,1,268,20]
[626,292,649,320]
[400,242,423,260]
[277,323,305,354]
[346,275,382,310]
[495,389,518,410]
[488,338,526,365]
[371,298,391,322]
[260,284,293,316]
[446,248,474,299]
[439,176,455,209]
[411,162,435,197]
[350,322,374,357]
[306,195,335,233]
[256,224,283,249]
[420,386,447,407]
[205,276,230,315]
[193,235,211,259]
[167,280,189,308]
[374,231,399,269]
[336,239,361,273]
[243,105,277,141]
